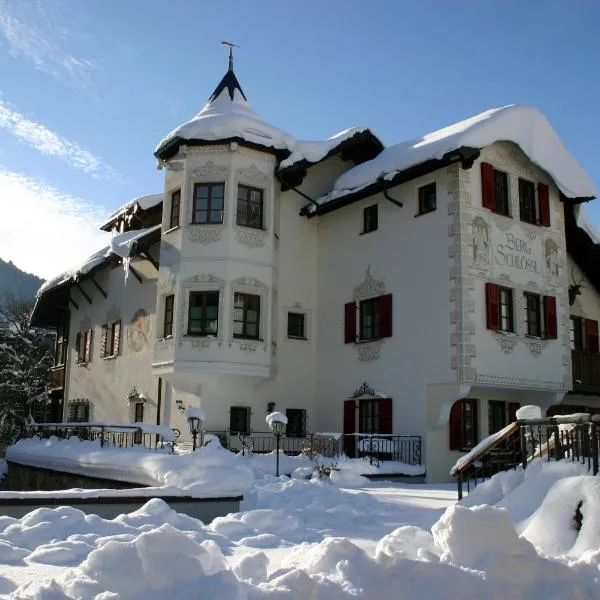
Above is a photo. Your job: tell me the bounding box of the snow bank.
[6,437,253,497]
[320,104,596,205]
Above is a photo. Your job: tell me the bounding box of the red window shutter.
[344,302,357,344]
[113,321,121,355]
[343,399,356,456]
[586,319,599,354]
[538,183,550,227]
[449,400,463,451]
[100,325,108,358]
[543,296,557,339]
[379,294,393,338]
[481,162,496,210]
[75,333,82,363]
[485,283,500,330]
[508,402,520,422]
[378,398,393,434]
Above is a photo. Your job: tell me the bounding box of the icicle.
[122,256,131,283]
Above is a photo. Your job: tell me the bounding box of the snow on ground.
[0,458,598,598]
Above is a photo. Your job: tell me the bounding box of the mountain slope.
[0,258,44,302]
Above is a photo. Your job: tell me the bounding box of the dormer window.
[192,183,224,224]
[237,185,264,229]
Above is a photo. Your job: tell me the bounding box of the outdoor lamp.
[266,412,287,477]
[186,408,205,452]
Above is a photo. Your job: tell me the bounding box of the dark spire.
[207,42,247,103]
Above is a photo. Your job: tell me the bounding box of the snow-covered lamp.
[266,412,288,476]
[186,406,205,451]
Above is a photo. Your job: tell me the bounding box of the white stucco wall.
[65,255,160,425]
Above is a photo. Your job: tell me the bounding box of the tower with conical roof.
[152,48,291,433]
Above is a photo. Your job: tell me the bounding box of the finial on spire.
[221,40,239,72]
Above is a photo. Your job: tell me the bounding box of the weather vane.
[221,40,239,71]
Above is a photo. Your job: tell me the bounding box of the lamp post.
[266,412,287,477]
[186,407,205,452]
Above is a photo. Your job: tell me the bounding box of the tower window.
[237,185,264,229]
[192,183,224,224]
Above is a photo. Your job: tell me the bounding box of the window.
[359,298,380,341]
[233,293,260,340]
[101,321,121,358]
[76,329,92,364]
[286,409,307,437]
[345,294,392,344]
[237,185,264,229]
[134,402,144,423]
[169,189,181,229]
[494,170,510,216]
[519,179,536,224]
[571,316,586,351]
[363,204,378,233]
[524,292,542,337]
[359,399,380,434]
[188,291,219,336]
[287,312,306,340]
[67,400,90,423]
[481,163,510,217]
[164,295,175,338]
[449,399,479,451]
[54,324,67,366]
[418,182,436,215]
[192,183,224,224]
[230,406,250,435]
[488,400,507,435]
[485,284,514,332]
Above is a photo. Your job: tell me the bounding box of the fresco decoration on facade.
[128,309,150,353]
[353,266,385,301]
[186,225,223,245]
[190,161,229,180]
[491,332,519,355]
[523,337,548,358]
[544,239,560,285]
[472,217,491,270]
[234,228,267,248]
[356,340,383,362]
[158,274,177,294]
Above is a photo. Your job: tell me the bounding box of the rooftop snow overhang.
[308,105,596,218]
[30,226,161,328]
[101,194,163,232]
[306,146,480,217]
[277,129,384,190]
[565,203,600,296]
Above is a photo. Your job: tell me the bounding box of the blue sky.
[0,0,599,278]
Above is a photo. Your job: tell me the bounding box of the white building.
[31,58,600,481]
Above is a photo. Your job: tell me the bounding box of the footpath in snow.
[0,458,598,598]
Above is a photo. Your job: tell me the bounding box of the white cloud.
[0,100,117,179]
[0,0,97,86]
[0,167,109,280]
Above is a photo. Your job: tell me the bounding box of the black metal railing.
[206,431,422,465]
[20,423,179,452]
[452,416,600,500]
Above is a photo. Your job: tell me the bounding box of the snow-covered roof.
[317,105,596,207]
[36,225,161,298]
[574,204,600,245]
[101,193,163,231]
[155,86,296,157]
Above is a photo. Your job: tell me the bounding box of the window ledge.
[414,208,436,218]
[287,335,308,342]
[184,334,218,338]
[236,224,267,232]
[76,361,89,367]
[354,337,382,344]
[359,229,377,236]
[102,355,118,361]
[494,330,517,337]
[188,222,224,227]
[157,335,174,342]
[163,225,180,235]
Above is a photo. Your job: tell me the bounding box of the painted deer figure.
[568,268,584,306]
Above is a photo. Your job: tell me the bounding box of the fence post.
[100,426,104,448]
[457,472,463,501]
[520,425,527,470]
[592,422,599,476]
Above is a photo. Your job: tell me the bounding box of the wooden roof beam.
[75,283,92,304]
[90,277,107,299]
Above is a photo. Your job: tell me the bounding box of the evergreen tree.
[0,296,53,446]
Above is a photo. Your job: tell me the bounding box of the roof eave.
[309,147,479,218]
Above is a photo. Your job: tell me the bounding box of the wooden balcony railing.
[572,350,600,393]
[50,366,65,390]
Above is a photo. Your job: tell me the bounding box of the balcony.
[572,350,600,394]
[50,365,65,391]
